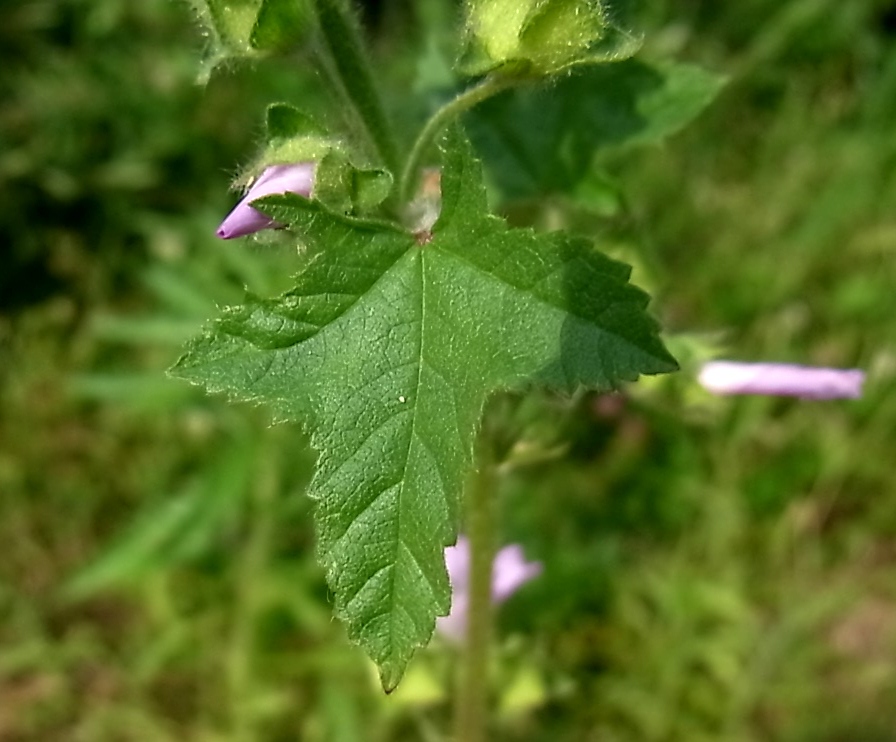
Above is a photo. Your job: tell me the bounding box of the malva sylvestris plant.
[172,0,739,735]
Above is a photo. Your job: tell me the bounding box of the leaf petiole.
[311,0,399,175]
[399,73,528,202]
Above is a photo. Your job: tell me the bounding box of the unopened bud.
[216,162,315,239]
[463,0,609,76]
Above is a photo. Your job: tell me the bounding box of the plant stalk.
[227,441,278,741]
[399,74,523,201]
[454,445,497,742]
[311,0,399,175]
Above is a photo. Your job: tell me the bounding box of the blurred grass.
[2,0,896,740]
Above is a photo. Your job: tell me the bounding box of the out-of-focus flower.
[436,536,542,642]
[216,163,314,239]
[698,361,865,400]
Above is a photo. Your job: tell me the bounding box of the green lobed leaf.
[467,58,726,199]
[171,127,676,689]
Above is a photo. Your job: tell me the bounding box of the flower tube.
[698,361,865,400]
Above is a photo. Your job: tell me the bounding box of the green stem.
[311,0,399,174]
[399,74,523,202]
[227,442,279,741]
[454,444,497,742]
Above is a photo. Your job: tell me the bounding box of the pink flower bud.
[698,361,865,400]
[436,536,542,642]
[216,163,315,239]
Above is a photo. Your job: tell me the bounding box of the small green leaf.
[352,168,393,212]
[460,0,611,76]
[467,58,726,199]
[172,127,676,689]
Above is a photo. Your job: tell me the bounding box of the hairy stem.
[454,445,497,742]
[311,0,399,174]
[399,74,524,201]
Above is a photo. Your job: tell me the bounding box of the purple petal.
[492,544,543,603]
[436,537,542,642]
[698,361,865,400]
[216,162,315,239]
[444,536,471,593]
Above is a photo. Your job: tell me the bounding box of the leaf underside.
[171,127,676,689]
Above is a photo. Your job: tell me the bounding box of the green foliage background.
[2,0,895,739]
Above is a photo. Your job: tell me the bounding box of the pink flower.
[436,536,542,642]
[216,163,315,239]
[698,361,865,400]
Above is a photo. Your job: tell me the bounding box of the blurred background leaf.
[467,58,726,200]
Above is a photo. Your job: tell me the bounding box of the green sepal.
[234,104,339,190]
[251,0,312,52]
[205,0,260,53]
[187,0,311,79]
[459,0,634,78]
[314,152,394,215]
[265,103,328,141]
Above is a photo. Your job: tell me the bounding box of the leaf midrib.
[386,247,435,664]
